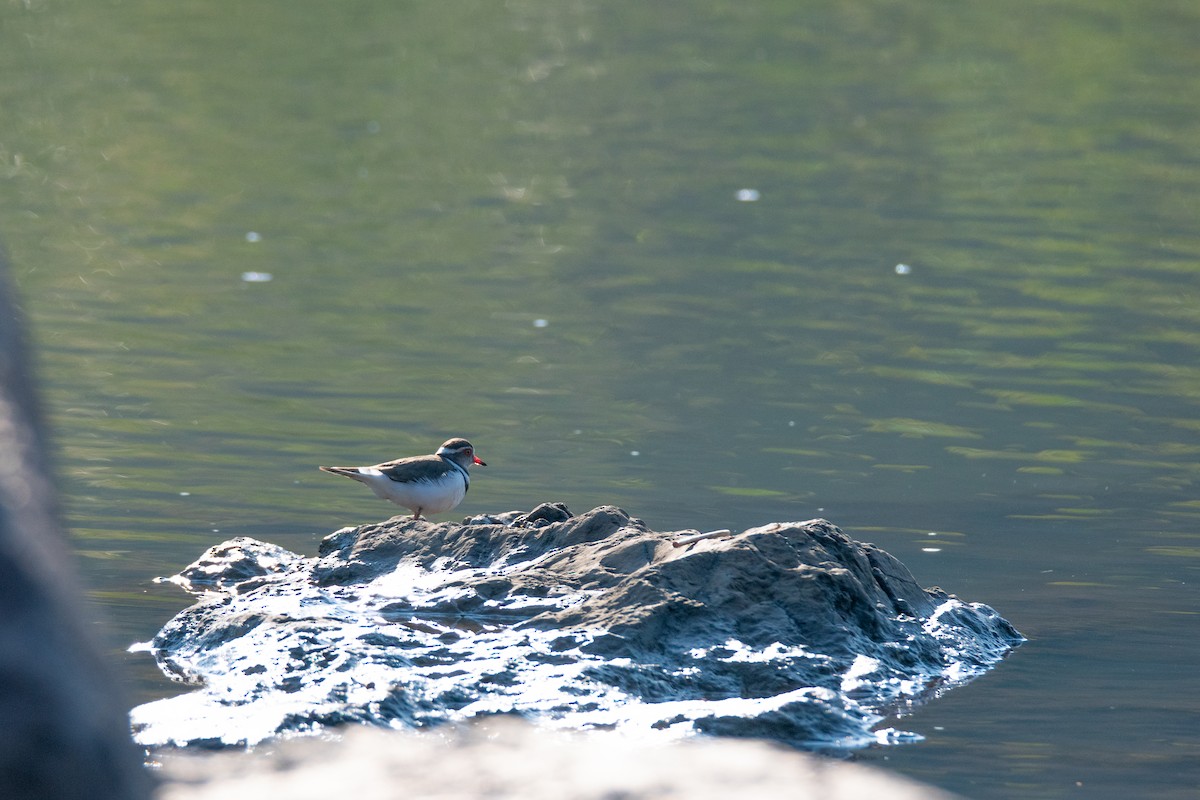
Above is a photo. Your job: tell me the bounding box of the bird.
[319,438,486,519]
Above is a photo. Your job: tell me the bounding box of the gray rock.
[133,504,1021,750]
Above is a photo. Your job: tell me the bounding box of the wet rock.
[132,505,1023,750]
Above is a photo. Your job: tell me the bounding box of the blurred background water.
[3,1,1199,797]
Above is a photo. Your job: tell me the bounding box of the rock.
[511,501,573,527]
[132,504,1022,751]
[0,249,152,799]
[153,717,963,800]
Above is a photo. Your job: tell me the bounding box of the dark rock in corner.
[132,504,1023,750]
[0,248,152,799]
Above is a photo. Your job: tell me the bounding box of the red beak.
[474,456,487,466]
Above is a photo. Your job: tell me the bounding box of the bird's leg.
[412,509,424,520]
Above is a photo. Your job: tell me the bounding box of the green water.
[3,1,1199,797]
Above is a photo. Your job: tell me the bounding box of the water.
[3,1,1199,797]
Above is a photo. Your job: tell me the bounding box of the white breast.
[357,469,467,514]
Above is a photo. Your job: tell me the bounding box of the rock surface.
[154,717,963,800]
[132,503,1023,750]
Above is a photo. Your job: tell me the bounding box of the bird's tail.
[318,466,366,482]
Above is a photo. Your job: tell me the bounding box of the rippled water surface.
[3,2,1199,798]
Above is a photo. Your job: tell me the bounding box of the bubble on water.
[630,451,640,457]
[735,188,761,202]
[533,319,548,328]
[245,231,262,243]
[894,263,911,275]
[241,272,273,283]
